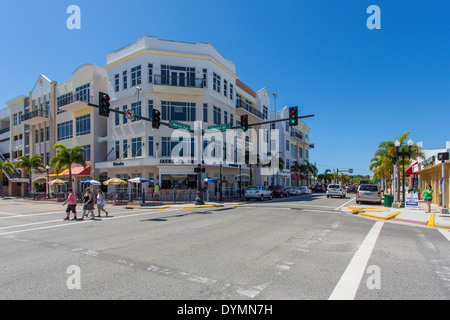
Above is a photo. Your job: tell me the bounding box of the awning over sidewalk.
[48,169,69,177]
[63,166,90,176]
[406,161,418,176]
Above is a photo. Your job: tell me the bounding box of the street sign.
[207,123,231,132]
[125,109,134,120]
[170,120,191,132]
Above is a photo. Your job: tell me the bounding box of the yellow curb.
[349,206,383,210]
[427,214,435,227]
[224,203,242,205]
[181,204,224,209]
[125,205,172,210]
[358,211,401,221]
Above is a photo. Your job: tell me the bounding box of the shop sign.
[405,192,419,209]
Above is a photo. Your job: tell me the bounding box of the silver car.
[244,185,273,201]
[327,184,346,198]
[356,184,381,204]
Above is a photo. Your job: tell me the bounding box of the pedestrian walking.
[96,189,108,217]
[422,184,433,213]
[82,188,95,220]
[62,188,77,220]
[154,183,160,201]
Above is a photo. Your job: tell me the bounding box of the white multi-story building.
[96,36,274,198]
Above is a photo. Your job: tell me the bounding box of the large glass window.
[161,101,196,122]
[131,65,141,87]
[57,120,73,141]
[76,114,90,136]
[161,65,195,87]
[213,72,221,93]
[213,106,221,125]
[75,83,90,103]
[131,101,141,122]
[131,137,142,157]
[57,92,73,114]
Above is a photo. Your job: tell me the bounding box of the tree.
[291,161,301,187]
[0,161,14,197]
[50,144,86,188]
[14,155,45,195]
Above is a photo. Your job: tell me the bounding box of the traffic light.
[240,115,249,132]
[152,109,161,129]
[98,92,110,117]
[288,106,298,126]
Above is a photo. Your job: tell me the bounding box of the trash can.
[384,194,394,207]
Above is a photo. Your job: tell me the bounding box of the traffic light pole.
[90,102,314,205]
[230,114,315,130]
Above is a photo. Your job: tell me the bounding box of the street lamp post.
[395,139,414,206]
[46,165,50,199]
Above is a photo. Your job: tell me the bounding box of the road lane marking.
[329,221,384,300]
[438,228,450,242]
[0,208,182,236]
[334,197,356,211]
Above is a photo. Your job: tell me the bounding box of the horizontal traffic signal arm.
[230,114,315,130]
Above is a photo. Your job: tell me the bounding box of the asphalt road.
[0,193,449,300]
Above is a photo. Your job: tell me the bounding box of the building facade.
[5,64,107,195]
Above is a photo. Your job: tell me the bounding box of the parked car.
[326,184,347,198]
[268,185,289,198]
[300,186,312,194]
[356,184,381,204]
[244,185,273,201]
[347,184,358,193]
[286,187,302,196]
[314,184,326,192]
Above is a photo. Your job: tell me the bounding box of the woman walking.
[82,188,95,220]
[422,184,433,213]
[63,188,77,220]
[96,189,108,217]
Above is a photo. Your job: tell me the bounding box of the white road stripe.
[334,197,355,211]
[329,221,384,300]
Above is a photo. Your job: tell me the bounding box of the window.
[203,104,208,122]
[213,73,221,93]
[76,114,91,136]
[148,136,154,156]
[230,114,234,125]
[131,101,141,122]
[148,100,153,118]
[299,147,303,159]
[114,74,119,92]
[115,141,120,159]
[57,120,73,141]
[202,69,207,88]
[236,94,241,108]
[286,141,289,151]
[161,65,195,87]
[224,111,228,124]
[46,126,50,141]
[148,64,153,83]
[229,83,234,100]
[122,71,128,90]
[263,106,268,120]
[81,145,91,161]
[131,137,142,157]
[161,136,194,157]
[161,101,196,122]
[75,83,90,103]
[224,79,228,97]
[123,140,128,158]
[57,92,73,114]
[13,114,17,126]
[123,105,128,124]
[131,65,141,87]
[213,106,221,125]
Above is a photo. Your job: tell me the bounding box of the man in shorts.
[63,188,78,220]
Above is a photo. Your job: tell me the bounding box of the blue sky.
[1,0,449,176]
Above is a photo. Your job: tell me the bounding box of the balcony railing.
[153,75,206,88]
[22,109,49,122]
[290,131,303,140]
[236,100,265,119]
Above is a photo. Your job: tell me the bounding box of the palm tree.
[50,144,86,188]
[0,161,14,197]
[291,161,301,187]
[14,155,45,195]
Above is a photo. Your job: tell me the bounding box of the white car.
[326,184,346,198]
[244,185,273,201]
[300,186,312,194]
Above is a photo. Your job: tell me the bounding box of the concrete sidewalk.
[343,201,450,229]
